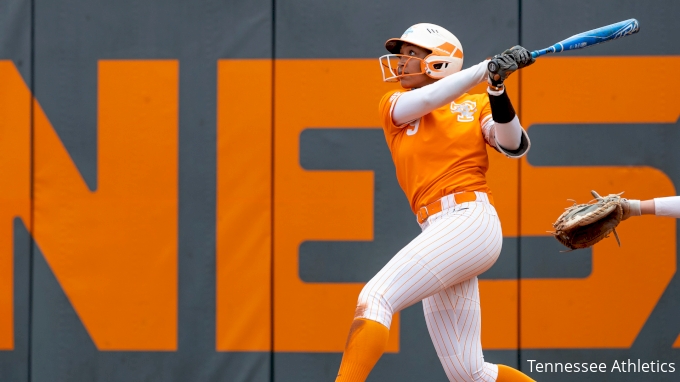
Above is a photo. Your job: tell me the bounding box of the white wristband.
[487,86,505,96]
[627,199,641,217]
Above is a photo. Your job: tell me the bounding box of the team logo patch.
[450,100,477,122]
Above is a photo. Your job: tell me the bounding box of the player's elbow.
[494,116,523,151]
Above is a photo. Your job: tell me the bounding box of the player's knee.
[355,288,394,324]
[468,365,489,382]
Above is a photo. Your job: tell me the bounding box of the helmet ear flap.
[422,54,463,79]
[420,55,439,78]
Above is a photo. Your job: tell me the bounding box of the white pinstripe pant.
[355,192,503,382]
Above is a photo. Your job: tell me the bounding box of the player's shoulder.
[380,88,403,105]
[378,89,406,117]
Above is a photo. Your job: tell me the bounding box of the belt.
[416,191,493,224]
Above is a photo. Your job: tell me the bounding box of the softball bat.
[488,18,640,74]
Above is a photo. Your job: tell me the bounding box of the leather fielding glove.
[552,190,630,251]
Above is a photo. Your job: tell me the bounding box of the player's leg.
[336,199,502,381]
[334,317,391,381]
[423,278,535,382]
[360,200,503,326]
[422,277,498,381]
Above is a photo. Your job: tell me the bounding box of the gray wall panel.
[0,0,31,81]
[34,0,272,190]
[520,2,680,377]
[30,0,272,380]
[0,0,31,380]
[298,128,420,283]
[30,240,271,382]
[522,0,680,56]
[0,221,31,382]
[526,121,680,379]
[276,0,520,64]
[31,242,98,381]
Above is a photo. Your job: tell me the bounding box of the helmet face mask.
[380,23,464,83]
[378,53,463,83]
[379,54,427,82]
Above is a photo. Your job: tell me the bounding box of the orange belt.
[416,191,494,224]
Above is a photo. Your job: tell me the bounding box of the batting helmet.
[380,23,464,82]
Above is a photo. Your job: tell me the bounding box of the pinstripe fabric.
[423,278,498,382]
[354,192,502,382]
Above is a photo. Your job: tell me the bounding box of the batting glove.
[487,54,517,88]
[502,45,536,69]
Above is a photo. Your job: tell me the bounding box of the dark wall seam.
[517,0,523,372]
[28,0,35,380]
[270,0,277,381]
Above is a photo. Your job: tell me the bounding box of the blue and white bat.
[487,19,640,74]
[529,18,640,58]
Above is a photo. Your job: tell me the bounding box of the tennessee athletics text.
[527,359,676,373]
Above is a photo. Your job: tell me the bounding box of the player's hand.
[487,54,517,88]
[502,45,535,69]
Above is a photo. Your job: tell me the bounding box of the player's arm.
[481,79,529,156]
[624,196,680,218]
[482,46,535,156]
[486,87,525,152]
[391,60,489,126]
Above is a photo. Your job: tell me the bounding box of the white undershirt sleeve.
[493,115,522,150]
[481,114,531,158]
[391,60,489,126]
[654,196,680,218]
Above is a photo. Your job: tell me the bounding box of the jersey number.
[406,119,420,136]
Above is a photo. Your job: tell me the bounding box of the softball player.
[335,23,535,382]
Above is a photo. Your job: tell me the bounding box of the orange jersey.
[379,89,494,214]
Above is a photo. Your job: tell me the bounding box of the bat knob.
[487,60,499,74]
